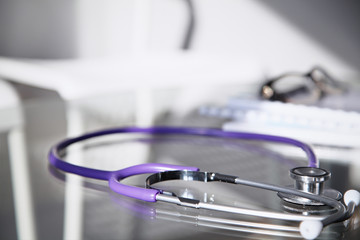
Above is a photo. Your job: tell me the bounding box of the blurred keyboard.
[199,98,360,148]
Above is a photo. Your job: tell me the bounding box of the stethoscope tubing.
[49,126,337,222]
[49,126,319,204]
[51,126,318,172]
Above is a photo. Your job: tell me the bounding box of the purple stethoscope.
[48,127,359,240]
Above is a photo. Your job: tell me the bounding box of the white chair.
[0,79,36,240]
[0,54,260,123]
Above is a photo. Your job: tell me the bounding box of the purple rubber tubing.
[48,126,318,202]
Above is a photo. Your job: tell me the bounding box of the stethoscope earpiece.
[299,220,323,240]
[344,189,360,207]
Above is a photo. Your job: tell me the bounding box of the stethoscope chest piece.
[278,167,342,213]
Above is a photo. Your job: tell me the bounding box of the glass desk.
[1,90,359,240]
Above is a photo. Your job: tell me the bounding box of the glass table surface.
[1,91,360,240]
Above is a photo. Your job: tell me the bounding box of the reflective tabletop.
[1,89,360,240]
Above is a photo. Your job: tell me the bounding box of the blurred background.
[1,1,360,240]
[1,0,360,71]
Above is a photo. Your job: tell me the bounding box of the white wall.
[0,0,76,58]
[149,0,360,77]
[0,0,359,79]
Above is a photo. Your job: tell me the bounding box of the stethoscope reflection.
[48,164,356,240]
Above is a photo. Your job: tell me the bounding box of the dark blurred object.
[260,66,345,104]
[259,66,360,112]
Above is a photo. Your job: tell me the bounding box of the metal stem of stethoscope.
[147,169,359,240]
[155,194,324,221]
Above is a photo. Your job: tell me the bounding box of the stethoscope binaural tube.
[50,126,319,169]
